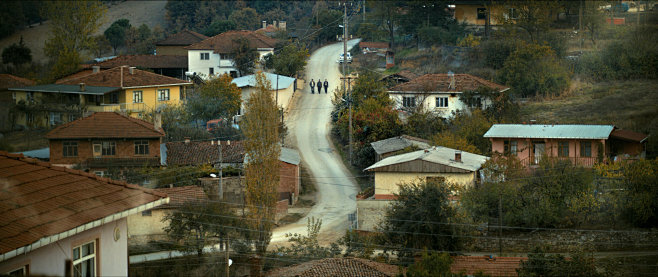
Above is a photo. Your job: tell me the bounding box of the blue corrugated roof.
[231,72,295,90]
[484,124,615,139]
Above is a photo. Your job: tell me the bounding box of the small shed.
[370,135,431,162]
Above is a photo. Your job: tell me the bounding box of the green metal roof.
[8,84,119,95]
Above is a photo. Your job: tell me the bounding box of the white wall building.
[232,72,297,115]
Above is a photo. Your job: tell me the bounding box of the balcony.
[219,59,234,68]
[521,156,598,168]
[87,102,149,113]
[83,157,160,168]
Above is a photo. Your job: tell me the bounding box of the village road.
[270,39,361,246]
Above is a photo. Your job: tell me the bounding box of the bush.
[480,39,518,69]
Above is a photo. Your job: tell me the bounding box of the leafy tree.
[350,71,390,108]
[272,218,338,264]
[480,39,519,70]
[262,8,286,24]
[267,43,309,77]
[2,37,31,67]
[517,247,602,277]
[337,229,377,258]
[314,10,343,43]
[231,37,259,76]
[104,18,131,55]
[446,110,493,155]
[0,2,25,39]
[404,111,446,140]
[406,251,453,277]
[431,132,481,155]
[43,0,105,80]
[241,72,280,271]
[380,179,461,257]
[497,42,570,98]
[615,159,658,227]
[163,200,239,257]
[186,73,242,123]
[336,98,402,146]
[89,35,111,58]
[203,20,237,37]
[582,1,606,45]
[497,1,562,43]
[460,87,519,123]
[229,8,261,30]
[125,24,159,55]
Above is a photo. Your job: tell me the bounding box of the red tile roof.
[165,140,244,166]
[83,55,188,69]
[45,112,165,139]
[266,257,401,277]
[57,66,191,88]
[155,185,208,208]
[186,30,278,53]
[55,69,95,84]
[156,29,209,46]
[610,128,649,143]
[0,151,167,256]
[390,73,509,92]
[0,74,35,89]
[450,256,527,277]
[359,41,390,49]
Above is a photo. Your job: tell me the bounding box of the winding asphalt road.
[270,39,361,245]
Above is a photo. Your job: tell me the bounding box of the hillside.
[0,1,167,63]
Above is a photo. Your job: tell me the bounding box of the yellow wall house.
[9,66,192,129]
[364,146,489,200]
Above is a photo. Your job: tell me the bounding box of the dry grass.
[1,129,49,152]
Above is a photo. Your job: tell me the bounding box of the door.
[93,142,102,158]
[532,141,545,165]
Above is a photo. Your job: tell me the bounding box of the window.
[134,140,149,155]
[402,96,416,108]
[209,67,214,75]
[508,8,519,19]
[436,97,448,108]
[220,54,234,60]
[142,210,152,216]
[157,89,170,101]
[558,141,569,157]
[7,265,28,276]
[49,112,61,126]
[503,140,517,155]
[477,8,487,20]
[101,141,116,156]
[11,92,16,101]
[26,113,34,125]
[469,97,482,108]
[229,71,238,78]
[68,114,76,122]
[63,141,78,157]
[200,52,209,60]
[580,141,592,157]
[73,240,96,277]
[94,171,105,177]
[133,91,143,103]
[109,92,118,104]
[26,92,34,102]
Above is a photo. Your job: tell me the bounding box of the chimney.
[455,150,462,163]
[92,66,100,73]
[184,137,191,144]
[227,140,230,145]
[448,71,455,90]
[129,66,136,75]
[79,83,86,92]
[279,21,286,31]
[153,112,162,130]
[262,20,267,29]
[530,119,536,125]
[211,140,214,145]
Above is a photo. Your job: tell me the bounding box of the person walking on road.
[309,79,315,94]
[317,79,323,94]
[323,79,329,94]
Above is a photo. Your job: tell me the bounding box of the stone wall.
[356,199,393,232]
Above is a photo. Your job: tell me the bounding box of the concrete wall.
[356,199,394,232]
[127,209,170,244]
[240,84,295,115]
[389,92,491,118]
[374,171,476,197]
[0,218,128,277]
[279,161,300,204]
[49,138,160,165]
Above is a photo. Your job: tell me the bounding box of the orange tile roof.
[83,55,188,69]
[57,66,191,88]
[0,151,167,256]
[0,74,36,89]
[155,185,208,207]
[156,29,208,46]
[359,41,390,49]
[55,69,95,84]
[390,73,508,92]
[450,256,527,277]
[165,140,245,165]
[45,112,165,139]
[266,257,401,277]
[186,30,278,53]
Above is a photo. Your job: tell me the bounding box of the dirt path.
[270,39,361,247]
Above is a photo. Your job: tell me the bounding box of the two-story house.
[0,74,35,131]
[484,124,649,167]
[0,151,168,276]
[45,112,165,174]
[388,73,508,118]
[84,54,189,80]
[9,66,192,127]
[185,30,277,78]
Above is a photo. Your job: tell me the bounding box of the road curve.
[271,40,361,245]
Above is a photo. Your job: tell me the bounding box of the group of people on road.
[309,79,329,94]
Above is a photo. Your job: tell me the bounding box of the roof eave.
[122,83,192,89]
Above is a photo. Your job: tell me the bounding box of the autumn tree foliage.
[186,73,242,124]
[231,37,259,76]
[241,72,280,270]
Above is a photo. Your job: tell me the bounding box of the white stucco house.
[387,73,509,118]
[185,30,277,79]
[232,72,297,114]
[0,152,168,276]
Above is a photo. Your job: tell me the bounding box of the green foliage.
[480,39,518,70]
[517,247,602,277]
[125,24,162,55]
[404,111,446,140]
[104,19,131,54]
[203,20,237,37]
[497,42,570,98]
[186,73,241,125]
[272,218,338,263]
[380,179,461,256]
[431,132,481,155]
[498,1,562,43]
[314,10,343,43]
[350,71,390,108]
[231,37,259,76]
[336,98,402,146]
[0,1,44,39]
[406,251,453,277]
[229,8,261,30]
[460,87,519,123]
[445,110,493,155]
[163,200,240,257]
[337,230,377,258]
[417,23,468,46]
[610,159,658,227]
[2,37,31,66]
[267,43,309,77]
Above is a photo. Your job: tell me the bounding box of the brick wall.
[49,138,160,165]
[279,161,299,204]
[275,199,288,221]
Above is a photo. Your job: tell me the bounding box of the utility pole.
[498,191,503,256]
[225,238,230,277]
[579,0,583,49]
[343,2,353,165]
